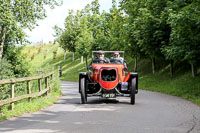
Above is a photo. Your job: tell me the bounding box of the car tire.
[130,78,136,105]
[80,78,87,104]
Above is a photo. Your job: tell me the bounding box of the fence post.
[38,79,41,92]
[45,77,48,95]
[50,74,53,81]
[59,66,62,77]
[50,74,53,93]
[11,83,15,110]
[27,81,31,101]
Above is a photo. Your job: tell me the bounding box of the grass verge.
[0,95,61,121]
[139,73,200,106]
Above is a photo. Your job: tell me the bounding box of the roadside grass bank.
[24,44,200,106]
[127,58,200,106]
[0,44,62,121]
[0,94,61,121]
[0,72,62,121]
[139,73,200,106]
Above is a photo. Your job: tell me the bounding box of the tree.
[121,0,169,74]
[164,1,200,77]
[76,14,92,67]
[55,10,80,62]
[0,0,62,62]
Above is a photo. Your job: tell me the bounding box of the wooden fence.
[0,71,54,110]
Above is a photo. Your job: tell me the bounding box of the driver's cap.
[98,51,104,55]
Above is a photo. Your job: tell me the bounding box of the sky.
[25,0,113,44]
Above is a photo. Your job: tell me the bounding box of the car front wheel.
[80,78,87,104]
[130,78,136,105]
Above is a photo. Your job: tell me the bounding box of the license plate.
[102,93,116,98]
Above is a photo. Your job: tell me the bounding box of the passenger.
[110,52,123,63]
[110,52,128,70]
[88,51,110,71]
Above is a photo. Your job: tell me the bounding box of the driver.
[88,51,110,71]
[93,51,110,64]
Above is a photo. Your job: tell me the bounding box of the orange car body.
[79,51,138,104]
[91,64,128,90]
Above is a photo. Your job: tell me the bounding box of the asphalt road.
[0,81,200,133]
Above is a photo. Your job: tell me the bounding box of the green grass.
[0,71,62,121]
[139,73,200,105]
[0,95,60,121]
[43,53,90,82]
[126,57,200,106]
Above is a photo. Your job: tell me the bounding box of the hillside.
[24,43,200,106]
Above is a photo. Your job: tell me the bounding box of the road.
[0,81,200,133]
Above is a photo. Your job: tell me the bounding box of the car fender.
[124,72,138,93]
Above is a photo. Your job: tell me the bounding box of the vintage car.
[79,51,138,105]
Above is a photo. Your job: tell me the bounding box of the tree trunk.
[134,57,137,72]
[72,52,75,62]
[152,58,156,74]
[81,56,83,63]
[85,55,88,70]
[0,25,7,62]
[85,56,88,68]
[64,50,66,60]
[191,63,197,77]
[170,60,174,77]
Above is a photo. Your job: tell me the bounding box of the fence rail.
[0,71,54,110]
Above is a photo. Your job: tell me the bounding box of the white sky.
[25,0,113,44]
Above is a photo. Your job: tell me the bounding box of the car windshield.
[92,51,125,64]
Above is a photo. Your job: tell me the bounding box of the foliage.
[53,49,57,59]
[163,1,200,65]
[0,0,62,60]
[54,0,200,76]
[3,45,30,77]
[0,58,14,80]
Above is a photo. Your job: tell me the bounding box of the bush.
[0,58,14,80]
[44,54,47,59]
[31,54,35,60]
[38,47,42,54]
[53,50,57,59]
[3,45,30,77]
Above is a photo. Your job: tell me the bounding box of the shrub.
[3,45,30,77]
[31,54,35,60]
[38,47,42,54]
[53,50,57,59]
[0,58,14,80]
[44,54,47,59]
